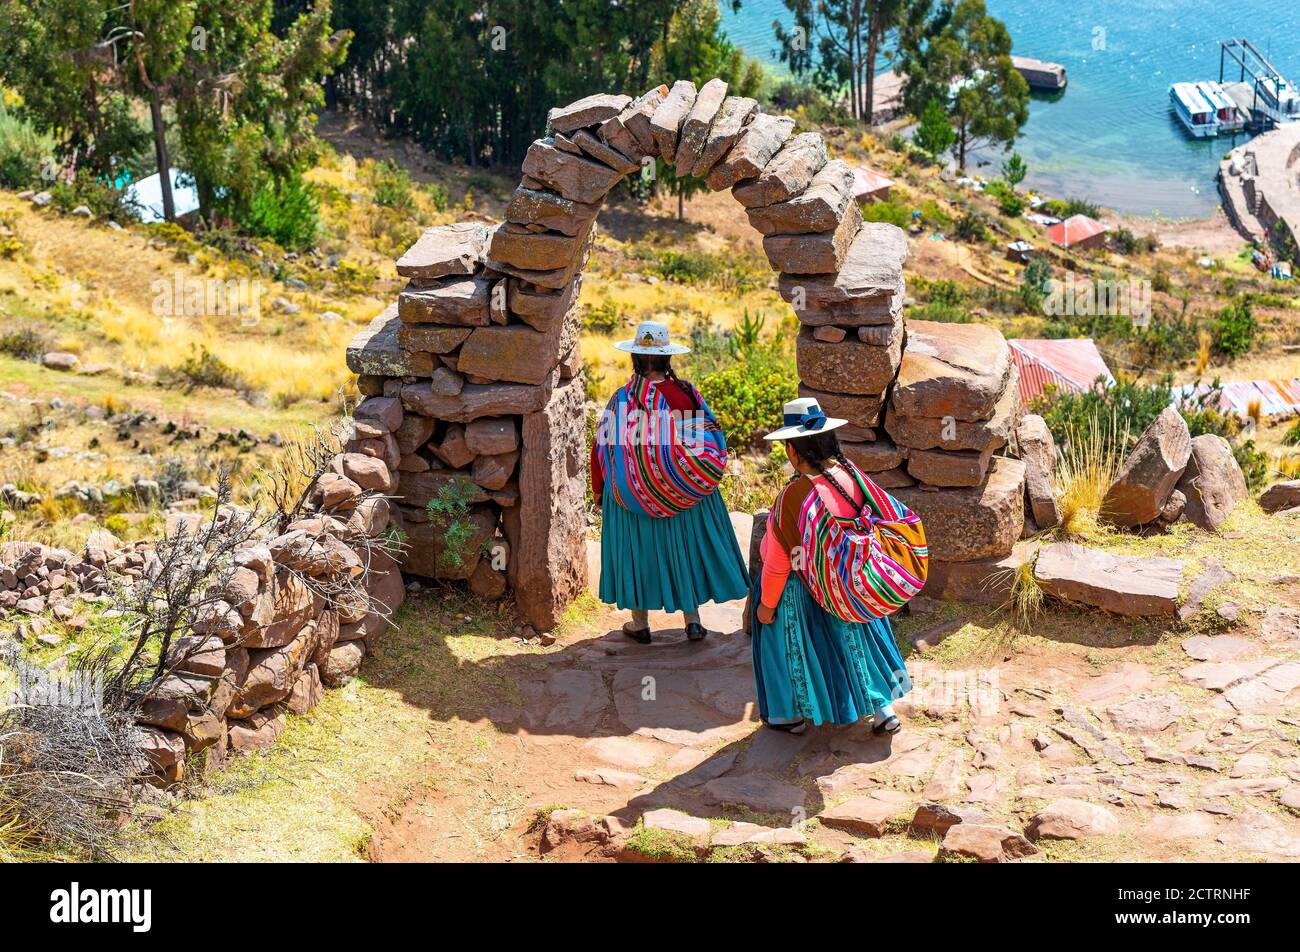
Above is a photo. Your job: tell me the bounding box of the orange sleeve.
[759,524,791,609]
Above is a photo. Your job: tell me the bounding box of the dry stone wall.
[347,78,1032,622]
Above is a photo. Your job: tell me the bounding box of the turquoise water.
[721,0,1300,218]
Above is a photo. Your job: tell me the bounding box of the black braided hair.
[631,352,698,411]
[787,429,862,513]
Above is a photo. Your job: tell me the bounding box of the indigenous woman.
[592,321,749,644]
[752,397,928,735]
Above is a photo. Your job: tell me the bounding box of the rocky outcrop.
[1259,479,1300,514]
[1033,541,1184,617]
[1175,434,1247,531]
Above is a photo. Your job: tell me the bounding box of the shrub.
[582,298,626,335]
[1020,256,1052,312]
[166,345,246,392]
[984,179,1024,217]
[1042,197,1101,219]
[0,104,54,190]
[954,211,988,243]
[370,158,415,211]
[1284,420,1300,447]
[427,182,449,212]
[696,348,797,450]
[0,323,50,360]
[861,199,911,229]
[240,175,320,251]
[1212,295,1257,358]
[48,169,137,224]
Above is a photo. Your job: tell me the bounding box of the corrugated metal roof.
[1009,338,1115,405]
[852,165,895,201]
[1046,214,1107,247]
[1172,378,1300,417]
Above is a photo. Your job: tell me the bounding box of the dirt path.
[363,543,1300,864]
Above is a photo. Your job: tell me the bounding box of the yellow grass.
[1054,413,1131,540]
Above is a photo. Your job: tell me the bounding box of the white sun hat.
[614,320,691,356]
[763,397,848,442]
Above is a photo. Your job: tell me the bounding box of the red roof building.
[1046,214,1107,250]
[852,165,895,205]
[1009,338,1115,406]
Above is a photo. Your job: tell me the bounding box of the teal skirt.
[599,487,750,613]
[752,575,912,726]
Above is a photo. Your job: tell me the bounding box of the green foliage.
[1001,152,1027,186]
[0,102,55,189]
[914,97,956,158]
[1042,197,1100,219]
[1035,376,1270,491]
[1020,255,1052,312]
[425,478,484,570]
[581,299,626,336]
[239,175,320,251]
[0,323,50,360]
[1033,376,1174,455]
[984,178,1024,217]
[1211,296,1257,359]
[166,345,246,392]
[48,169,137,224]
[1283,420,1300,447]
[695,346,797,450]
[954,210,988,243]
[426,182,449,212]
[861,199,911,228]
[899,0,1029,168]
[369,158,415,211]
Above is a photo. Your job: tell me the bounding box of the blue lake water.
[721,0,1300,218]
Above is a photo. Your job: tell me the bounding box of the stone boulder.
[1258,479,1300,514]
[733,132,827,208]
[547,93,631,135]
[778,224,906,326]
[1026,799,1119,840]
[705,112,794,191]
[1175,434,1247,531]
[648,80,697,157]
[1100,408,1191,527]
[1033,541,1183,617]
[938,824,1040,863]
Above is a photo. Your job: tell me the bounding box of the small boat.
[1196,80,1245,132]
[1170,82,1219,137]
[1255,75,1300,124]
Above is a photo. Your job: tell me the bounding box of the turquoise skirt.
[599,487,750,613]
[752,575,912,726]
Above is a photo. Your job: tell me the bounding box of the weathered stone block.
[732,133,827,208]
[892,458,1025,562]
[398,276,492,326]
[674,78,728,174]
[346,306,435,377]
[396,223,488,281]
[503,378,587,629]
[762,200,862,274]
[891,320,1013,422]
[778,224,906,326]
[706,113,795,191]
[796,326,902,396]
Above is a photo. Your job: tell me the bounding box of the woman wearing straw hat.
[591,320,749,644]
[751,397,929,734]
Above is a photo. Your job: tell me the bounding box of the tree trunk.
[148,88,175,222]
[864,31,880,126]
[677,189,684,221]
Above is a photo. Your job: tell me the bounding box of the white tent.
[124,168,201,223]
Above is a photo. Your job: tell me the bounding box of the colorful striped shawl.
[596,375,728,518]
[775,464,928,621]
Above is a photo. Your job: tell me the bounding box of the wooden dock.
[1012,56,1067,92]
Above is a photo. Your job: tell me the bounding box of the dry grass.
[1053,413,1131,540]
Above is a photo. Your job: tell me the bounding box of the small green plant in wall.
[425,479,484,570]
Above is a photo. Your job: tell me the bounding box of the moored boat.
[1170,82,1219,137]
[1196,80,1245,132]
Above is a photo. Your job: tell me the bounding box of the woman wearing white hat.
[591,321,749,644]
[750,397,929,734]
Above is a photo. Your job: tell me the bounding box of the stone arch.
[346,78,1026,629]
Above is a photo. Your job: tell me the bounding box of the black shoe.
[622,621,652,645]
[872,715,901,735]
[763,718,808,735]
[685,621,708,642]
